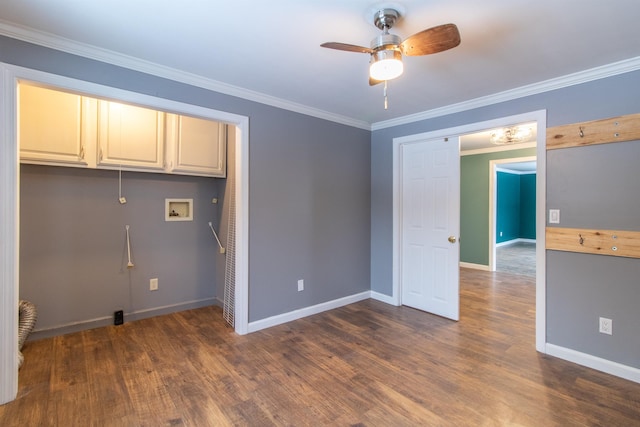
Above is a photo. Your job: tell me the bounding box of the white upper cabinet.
[19,83,96,166]
[167,114,227,177]
[18,84,226,177]
[97,100,165,171]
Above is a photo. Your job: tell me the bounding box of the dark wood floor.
[2,269,640,426]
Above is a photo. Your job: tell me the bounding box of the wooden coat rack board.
[545,112,640,259]
[546,227,640,259]
[547,113,640,150]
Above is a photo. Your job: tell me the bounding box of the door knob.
[448,236,457,243]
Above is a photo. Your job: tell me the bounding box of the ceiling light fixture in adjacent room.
[490,126,534,145]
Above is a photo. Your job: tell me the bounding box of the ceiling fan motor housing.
[371,33,402,51]
[371,9,402,57]
[369,9,403,81]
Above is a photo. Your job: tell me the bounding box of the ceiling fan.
[321,8,461,86]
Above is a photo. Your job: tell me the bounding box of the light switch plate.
[549,209,560,224]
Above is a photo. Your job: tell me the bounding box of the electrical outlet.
[150,278,158,291]
[599,317,612,335]
[297,279,304,292]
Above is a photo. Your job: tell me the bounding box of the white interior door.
[401,137,460,320]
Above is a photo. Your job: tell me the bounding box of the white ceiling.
[1,0,640,129]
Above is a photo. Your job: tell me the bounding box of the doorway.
[489,157,537,276]
[392,110,547,353]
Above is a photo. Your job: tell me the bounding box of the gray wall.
[372,70,640,368]
[546,140,640,367]
[7,30,637,370]
[248,114,371,321]
[2,35,371,329]
[20,165,222,337]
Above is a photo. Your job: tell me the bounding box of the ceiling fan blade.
[369,76,383,86]
[321,42,372,54]
[400,23,461,56]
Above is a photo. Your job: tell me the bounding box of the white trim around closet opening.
[0,63,19,405]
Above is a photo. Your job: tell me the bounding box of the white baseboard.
[29,297,217,341]
[248,291,371,333]
[459,262,491,271]
[496,238,537,247]
[370,291,400,306]
[545,343,640,384]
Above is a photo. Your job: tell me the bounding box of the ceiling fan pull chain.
[384,80,388,109]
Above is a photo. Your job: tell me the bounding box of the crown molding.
[372,56,640,131]
[0,20,371,131]
[2,20,639,133]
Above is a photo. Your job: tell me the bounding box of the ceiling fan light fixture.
[370,49,403,81]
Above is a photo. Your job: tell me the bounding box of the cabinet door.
[170,115,226,177]
[97,100,165,170]
[19,84,95,166]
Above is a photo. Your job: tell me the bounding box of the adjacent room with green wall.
[460,147,536,267]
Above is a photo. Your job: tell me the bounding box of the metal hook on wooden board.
[578,234,584,245]
[579,126,584,138]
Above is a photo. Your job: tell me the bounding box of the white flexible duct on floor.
[18,300,37,368]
